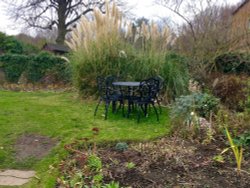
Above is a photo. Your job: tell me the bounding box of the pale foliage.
[66,1,172,53]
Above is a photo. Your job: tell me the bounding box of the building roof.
[232,0,249,15]
[42,43,70,53]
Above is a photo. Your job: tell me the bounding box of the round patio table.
[112,81,141,117]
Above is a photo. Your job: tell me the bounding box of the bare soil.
[59,136,250,188]
[14,133,58,161]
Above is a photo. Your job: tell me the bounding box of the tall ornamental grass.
[66,2,189,99]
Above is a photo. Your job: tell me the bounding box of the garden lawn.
[0,90,170,187]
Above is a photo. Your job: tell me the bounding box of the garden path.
[0,169,35,186]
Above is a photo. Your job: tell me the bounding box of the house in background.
[231,0,250,51]
[42,43,70,55]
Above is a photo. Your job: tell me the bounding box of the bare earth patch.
[14,133,58,161]
[58,137,250,187]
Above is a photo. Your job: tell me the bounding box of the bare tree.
[4,0,127,44]
[156,0,235,59]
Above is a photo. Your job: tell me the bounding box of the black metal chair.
[94,76,124,119]
[133,78,160,122]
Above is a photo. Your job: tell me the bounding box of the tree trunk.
[56,0,67,44]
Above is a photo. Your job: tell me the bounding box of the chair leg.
[144,104,148,117]
[136,104,141,123]
[152,103,159,122]
[127,101,132,118]
[104,101,110,120]
[112,101,116,113]
[157,99,162,114]
[94,99,102,116]
[122,101,125,117]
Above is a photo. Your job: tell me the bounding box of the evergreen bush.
[0,54,29,82]
[215,52,250,75]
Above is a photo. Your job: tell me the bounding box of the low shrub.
[214,52,250,75]
[171,92,219,119]
[212,75,248,111]
[0,54,30,82]
[170,92,219,140]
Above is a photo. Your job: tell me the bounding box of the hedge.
[0,52,71,83]
[0,54,30,82]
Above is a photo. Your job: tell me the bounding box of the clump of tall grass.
[66,1,189,99]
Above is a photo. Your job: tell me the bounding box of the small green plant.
[125,162,136,169]
[213,154,225,163]
[87,154,102,172]
[102,181,120,188]
[222,128,243,175]
[115,142,128,152]
[233,132,250,147]
[69,171,84,187]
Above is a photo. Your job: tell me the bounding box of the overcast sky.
[0,0,242,36]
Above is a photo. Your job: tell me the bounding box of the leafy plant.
[125,162,136,169]
[213,154,225,163]
[115,142,128,152]
[222,128,243,175]
[233,132,250,147]
[171,92,219,119]
[102,181,120,188]
[87,154,102,172]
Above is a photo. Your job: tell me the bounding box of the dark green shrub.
[212,75,248,111]
[0,54,29,82]
[0,32,23,54]
[214,52,250,75]
[26,52,54,82]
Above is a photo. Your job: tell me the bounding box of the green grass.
[0,90,170,187]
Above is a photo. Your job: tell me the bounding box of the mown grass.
[0,90,170,187]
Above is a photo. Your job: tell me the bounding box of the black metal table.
[112,81,140,117]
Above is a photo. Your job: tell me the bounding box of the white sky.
[0,0,243,36]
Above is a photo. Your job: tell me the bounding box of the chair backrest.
[105,75,118,88]
[96,76,107,97]
[154,75,164,91]
[96,75,119,98]
[139,78,159,100]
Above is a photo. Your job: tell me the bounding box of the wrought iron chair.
[94,76,124,119]
[133,78,160,122]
